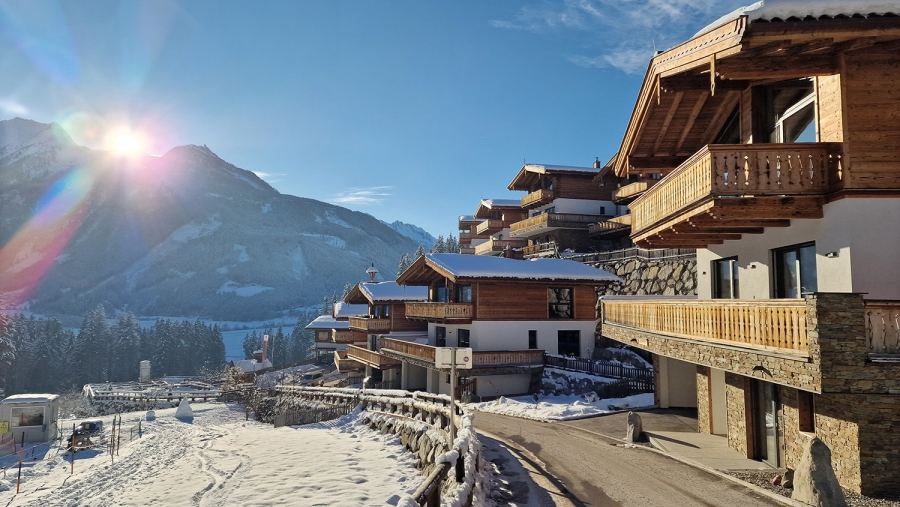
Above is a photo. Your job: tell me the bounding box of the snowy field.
[468,392,655,422]
[1,403,423,506]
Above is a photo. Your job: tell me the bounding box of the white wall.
[531,198,614,216]
[697,197,900,300]
[658,357,698,408]
[473,374,532,398]
[427,320,596,357]
[710,368,727,436]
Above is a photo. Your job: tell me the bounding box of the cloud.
[493,0,742,74]
[0,98,29,116]
[330,186,393,205]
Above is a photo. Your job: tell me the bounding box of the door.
[754,380,783,467]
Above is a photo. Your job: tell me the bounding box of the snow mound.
[174,399,193,419]
[146,410,156,421]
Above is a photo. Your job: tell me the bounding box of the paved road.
[474,412,781,507]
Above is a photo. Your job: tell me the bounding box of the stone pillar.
[401,361,409,390]
[696,365,712,434]
[725,372,753,458]
[657,356,670,408]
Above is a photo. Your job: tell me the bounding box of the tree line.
[0,306,225,395]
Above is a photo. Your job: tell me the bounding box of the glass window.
[549,288,574,319]
[528,330,538,350]
[435,287,449,303]
[713,257,739,299]
[774,242,817,298]
[11,407,44,427]
[713,105,741,144]
[558,330,580,356]
[758,79,816,143]
[436,326,446,347]
[382,305,391,318]
[458,329,470,348]
[456,285,472,303]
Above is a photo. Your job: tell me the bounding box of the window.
[435,286,449,303]
[528,330,537,350]
[774,243,817,298]
[548,287,574,319]
[436,326,446,347]
[458,329,470,348]
[757,79,816,144]
[713,257,739,299]
[11,407,44,427]
[798,391,815,433]
[713,105,741,144]
[557,330,580,356]
[599,206,606,215]
[456,285,472,303]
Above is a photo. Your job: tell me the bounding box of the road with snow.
[474,412,779,507]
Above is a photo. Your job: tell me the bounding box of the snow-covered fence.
[270,386,483,507]
[544,354,655,381]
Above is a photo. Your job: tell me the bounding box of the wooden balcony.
[380,338,545,369]
[509,213,609,237]
[613,180,657,203]
[865,301,900,357]
[474,238,526,256]
[406,302,474,320]
[589,216,631,238]
[333,329,364,344]
[334,350,365,372]
[602,298,810,354]
[346,345,402,369]
[521,189,556,208]
[522,242,557,258]
[630,143,842,249]
[459,247,476,255]
[348,317,392,333]
[459,232,473,243]
[476,219,507,235]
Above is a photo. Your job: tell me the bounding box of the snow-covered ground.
[468,392,655,422]
[1,402,423,506]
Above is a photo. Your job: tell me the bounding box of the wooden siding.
[555,174,613,200]
[816,74,844,143]
[391,303,428,331]
[474,282,595,321]
[841,51,900,189]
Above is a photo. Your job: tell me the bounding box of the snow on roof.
[333,302,368,319]
[458,215,483,222]
[305,315,350,330]
[230,359,272,372]
[359,281,429,302]
[380,331,428,341]
[1,394,60,404]
[695,0,900,37]
[423,253,621,282]
[523,163,599,174]
[480,199,521,209]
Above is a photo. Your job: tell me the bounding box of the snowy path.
[1,403,423,506]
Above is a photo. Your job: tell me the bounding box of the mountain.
[380,220,436,249]
[0,118,421,320]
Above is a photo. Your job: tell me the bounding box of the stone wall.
[725,372,753,458]
[696,366,711,434]
[590,257,697,297]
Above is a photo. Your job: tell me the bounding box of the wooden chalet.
[600,3,900,496]
[342,281,429,387]
[305,302,368,370]
[470,199,527,256]
[457,215,485,255]
[507,163,618,257]
[390,253,620,397]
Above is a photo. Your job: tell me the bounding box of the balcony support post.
[401,361,409,390]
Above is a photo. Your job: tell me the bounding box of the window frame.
[548,287,574,319]
[773,242,818,298]
[528,330,538,350]
[712,256,740,299]
[458,329,470,348]
[557,330,580,356]
[435,326,446,347]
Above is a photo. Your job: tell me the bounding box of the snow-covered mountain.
[0,117,421,320]
[380,220,436,249]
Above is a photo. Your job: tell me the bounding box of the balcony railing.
[588,219,630,237]
[602,298,810,353]
[380,338,545,368]
[459,232,473,242]
[346,345,402,368]
[865,301,900,356]
[522,242,557,257]
[334,350,365,372]
[474,238,525,255]
[510,213,608,237]
[348,317,392,332]
[613,180,657,202]
[332,329,362,344]
[631,143,842,235]
[475,219,505,235]
[521,189,556,208]
[406,302,474,320]
[459,247,476,255]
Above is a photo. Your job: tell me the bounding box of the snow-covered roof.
[695,0,900,37]
[230,359,273,372]
[1,394,60,404]
[421,253,621,283]
[523,163,598,174]
[333,302,368,319]
[458,215,482,222]
[305,315,351,330]
[480,199,521,209]
[359,281,429,302]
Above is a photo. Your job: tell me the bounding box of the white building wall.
[427,320,596,358]
[531,198,614,216]
[697,197,900,300]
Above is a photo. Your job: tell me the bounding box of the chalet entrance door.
[754,380,783,467]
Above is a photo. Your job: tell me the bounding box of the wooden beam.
[699,92,741,146]
[627,155,686,170]
[715,55,837,80]
[674,91,710,155]
[659,76,749,92]
[651,92,684,156]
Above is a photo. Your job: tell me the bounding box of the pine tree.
[431,235,446,253]
[243,330,259,360]
[445,234,459,254]
[341,282,353,301]
[74,306,113,384]
[289,313,315,362]
[110,313,142,381]
[273,327,286,366]
[397,253,412,277]
[414,244,426,258]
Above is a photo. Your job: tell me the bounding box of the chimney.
[366,263,379,282]
[593,157,601,169]
[262,334,269,363]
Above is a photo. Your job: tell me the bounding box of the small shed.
[0,394,60,443]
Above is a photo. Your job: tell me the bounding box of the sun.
[114,134,141,154]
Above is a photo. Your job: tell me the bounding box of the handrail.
[406,302,474,319]
[473,349,544,366]
[381,338,437,362]
[348,316,392,332]
[346,345,402,367]
[473,238,524,255]
[521,188,556,208]
[510,213,608,233]
[613,180,657,201]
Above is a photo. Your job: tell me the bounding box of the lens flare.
[115,134,141,154]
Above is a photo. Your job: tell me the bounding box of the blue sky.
[0,0,747,237]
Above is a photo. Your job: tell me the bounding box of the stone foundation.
[593,257,697,296]
[725,372,753,458]
[697,366,711,434]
